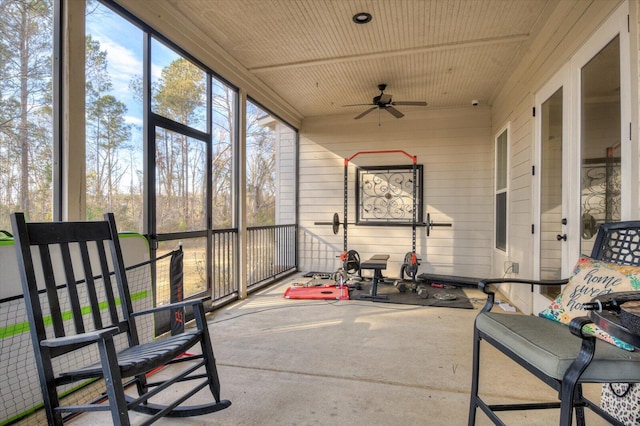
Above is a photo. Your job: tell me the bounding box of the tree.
[86,94,131,208]
[153,59,206,126]
[84,34,135,226]
[245,103,276,226]
[153,58,206,231]
[85,35,111,105]
[0,0,53,230]
[130,57,276,231]
[211,82,234,228]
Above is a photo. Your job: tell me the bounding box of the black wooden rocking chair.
[469,221,640,425]
[11,212,231,425]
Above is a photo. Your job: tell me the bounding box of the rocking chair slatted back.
[15,217,134,357]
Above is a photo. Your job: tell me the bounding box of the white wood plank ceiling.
[124,0,560,118]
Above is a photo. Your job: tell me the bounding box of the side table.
[588,291,640,348]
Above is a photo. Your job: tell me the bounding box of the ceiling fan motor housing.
[374,94,392,105]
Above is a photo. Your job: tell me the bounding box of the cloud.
[124,115,143,126]
[98,38,142,95]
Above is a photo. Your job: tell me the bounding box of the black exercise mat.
[417,273,481,288]
[350,281,474,309]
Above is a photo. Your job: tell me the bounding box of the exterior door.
[534,71,571,314]
[579,35,621,256]
[533,3,629,314]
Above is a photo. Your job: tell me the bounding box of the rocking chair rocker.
[11,212,231,425]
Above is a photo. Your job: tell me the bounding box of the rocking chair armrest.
[131,296,211,318]
[40,326,120,348]
[478,278,569,313]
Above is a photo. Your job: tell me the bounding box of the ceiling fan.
[344,84,427,120]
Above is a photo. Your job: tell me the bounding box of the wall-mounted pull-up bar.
[344,149,417,165]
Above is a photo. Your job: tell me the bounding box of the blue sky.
[86,3,176,128]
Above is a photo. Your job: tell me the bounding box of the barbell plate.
[332,212,340,235]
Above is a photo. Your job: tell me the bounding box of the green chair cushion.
[476,312,640,382]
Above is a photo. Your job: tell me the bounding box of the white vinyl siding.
[275,123,297,225]
[299,107,493,278]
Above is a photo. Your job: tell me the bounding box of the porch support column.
[237,90,248,299]
[61,0,85,220]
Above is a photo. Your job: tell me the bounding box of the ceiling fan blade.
[391,101,427,106]
[343,103,375,107]
[385,106,404,118]
[354,107,377,120]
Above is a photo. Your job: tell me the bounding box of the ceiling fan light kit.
[344,84,427,120]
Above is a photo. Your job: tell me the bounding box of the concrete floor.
[61,275,611,426]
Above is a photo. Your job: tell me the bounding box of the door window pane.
[212,79,235,229]
[157,238,207,303]
[581,36,620,254]
[540,88,563,297]
[151,39,206,133]
[155,129,206,233]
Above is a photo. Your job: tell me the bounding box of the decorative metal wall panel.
[582,157,621,239]
[355,165,423,226]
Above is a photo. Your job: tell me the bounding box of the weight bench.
[417,273,481,288]
[358,254,390,300]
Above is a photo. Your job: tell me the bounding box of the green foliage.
[153,58,206,127]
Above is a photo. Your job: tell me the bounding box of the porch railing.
[247,224,297,289]
[0,225,297,423]
[211,224,297,301]
[212,229,237,301]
